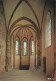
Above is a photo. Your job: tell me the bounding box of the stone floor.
[0,69,49,81]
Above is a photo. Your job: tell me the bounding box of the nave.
[0,0,56,81]
[0,69,48,81]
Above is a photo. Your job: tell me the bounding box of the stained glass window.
[23,42,27,55]
[32,41,34,54]
[16,40,19,54]
[45,12,51,48]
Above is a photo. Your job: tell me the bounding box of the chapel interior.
[0,0,56,81]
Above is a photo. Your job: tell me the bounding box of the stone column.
[35,37,38,69]
[13,38,15,68]
[34,36,36,67]
[5,32,11,71]
[37,35,41,69]
[28,40,30,66]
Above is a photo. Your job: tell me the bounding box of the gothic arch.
[8,0,40,30]
[9,17,40,36]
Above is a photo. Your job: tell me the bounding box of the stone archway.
[6,17,41,71]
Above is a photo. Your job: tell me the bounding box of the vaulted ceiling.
[14,27,36,41]
[2,0,46,30]
[2,0,54,32]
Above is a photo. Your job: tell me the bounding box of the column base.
[5,65,12,72]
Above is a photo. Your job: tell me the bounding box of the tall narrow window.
[16,40,19,54]
[45,12,51,48]
[32,41,34,54]
[23,42,27,55]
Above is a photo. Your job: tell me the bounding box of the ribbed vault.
[2,0,46,31]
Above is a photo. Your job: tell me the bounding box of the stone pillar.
[5,32,11,71]
[34,37,36,67]
[28,40,30,66]
[40,34,42,72]
[10,36,13,69]
[13,39,15,68]
[37,35,41,69]
[35,37,38,69]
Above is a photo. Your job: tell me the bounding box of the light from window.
[32,41,34,54]
[16,40,19,54]
[23,42,27,55]
[45,12,51,48]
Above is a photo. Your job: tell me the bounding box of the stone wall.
[54,1,56,81]
[0,1,6,72]
[42,0,54,76]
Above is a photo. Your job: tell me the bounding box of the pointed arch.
[9,17,40,34]
[8,0,40,30]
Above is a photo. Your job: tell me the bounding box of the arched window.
[16,40,19,54]
[45,12,51,48]
[23,41,27,55]
[32,40,34,54]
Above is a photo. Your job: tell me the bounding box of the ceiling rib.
[8,0,40,31]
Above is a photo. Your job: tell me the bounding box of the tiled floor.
[0,69,48,81]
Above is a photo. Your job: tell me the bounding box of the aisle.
[0,70,48,81]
